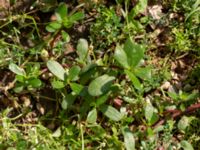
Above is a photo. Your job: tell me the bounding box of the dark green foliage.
[0,0,199,149]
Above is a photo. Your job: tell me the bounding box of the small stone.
[21,96,31,107]
[36,103,45,115]
[154,91,161,96]
[27,39,35,47]
[174,81,182,90]
[50,14,57,21]
[171,71,179,80]
[41,72,50,80]
[12,100,19,108]
[160,81,171,90]
[169,13,178,19]
[145,96,151,103]
[148,5,163,20]
[168,85,177,93]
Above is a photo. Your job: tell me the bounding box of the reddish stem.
[153,102,200,128]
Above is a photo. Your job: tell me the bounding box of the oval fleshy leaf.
[28,78,42,88]
[122,126,135,150]
[51,80,65,89]
[68,65,81,81]
[70,12,85,22]
[46,21,61,32]
[145,103,154,122]
[86,108,97,124]
[9,63,26,76]
[61,94,76,110]
[180,140,194,150]
[77,38,88,62]
[55,3,68,20]
[100,105,123,121]
[114,45,129,69]
[70,83,84,95]
[47,60,66,80]
[125,70,142,91]
[133,67,151,80]
[124,38,145,67]
[88,74,115,96]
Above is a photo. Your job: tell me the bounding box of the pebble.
[171,71,179,80]
[36,103,45,115]
[21,96,31,107]
[160,81,170,90]
[168,85,177,93]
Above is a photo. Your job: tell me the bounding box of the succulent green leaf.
[86,108,97,124]
[68,65,81,81]
[149,113,159,125]
[77,38,88,62]
[88,74,115,96]
[55,3,68,20]
[70,12,85,22]
[16,75,25,82]
[46,21,61,32]
[96,93,109,106]
[52,127,61,137]
[100,105,123,121]
[178,116,190,132]
[61,98,68,110]
[28,78,42,88]
[129,0,147,18]
[70,83,84,95]
[168,92,178,100]
[183,92,199,101]
[61,94,76,110]
[47,60,66,80]
[134,67,151,80]
[61,30,70,42]
[180,140,194,150]
[114,45,129,68]
[144,103,159,125]
[125,70,142,91]
[9,63,26,76]
[14,84,24,93]
[124,38,144,67]
[51,80,65,89]
[145,103,154,122]
[122,127,135,150]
